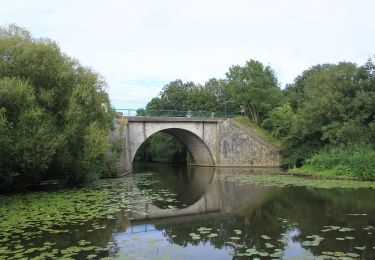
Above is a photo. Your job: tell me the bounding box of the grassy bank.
[289,144,375,181]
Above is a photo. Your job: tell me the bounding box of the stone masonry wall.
[109,113,132,175]
[216,119,281,167]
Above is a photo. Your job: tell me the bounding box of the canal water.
[0,163,374,259]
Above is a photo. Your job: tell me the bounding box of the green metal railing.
[116,109,240,118]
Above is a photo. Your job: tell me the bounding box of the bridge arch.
[115,115,281,174]
[131,127,214,166]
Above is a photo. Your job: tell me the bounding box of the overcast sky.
[1,0,374,109]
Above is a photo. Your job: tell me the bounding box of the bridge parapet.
[116,108,238,118]
[125,116,222,123]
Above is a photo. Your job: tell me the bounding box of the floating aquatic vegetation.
[363,226,375,231]
[346,252,360,257]
[1,169,375,259]
[217,172,375,189]
[321,226,345,232]
[302,235,324,247]
[0,173,184,259]
[197,227,212,234]
[270,250,283,258]
[189,233,201,240]
[339,227,355,232]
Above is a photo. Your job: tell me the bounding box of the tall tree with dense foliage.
[263,60,375,174]
[0,25,115,192]
[147,80,195,111]
[146,79,228,112]
[226,60,283,124]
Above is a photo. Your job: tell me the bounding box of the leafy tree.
[0,78,58,189]
[226,60,282,124]
[0,25,115,191]
[146,78,228,112]
[265,59,375,167]
[146,80,195,111]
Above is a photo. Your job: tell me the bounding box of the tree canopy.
[263,60,375,167]
[226,59,283,124]
[142,57,375,179]
[0,25,115,192]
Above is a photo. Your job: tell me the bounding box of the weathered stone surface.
[217,119,281,167]
[112,115,282,174]
[109,113,132,175]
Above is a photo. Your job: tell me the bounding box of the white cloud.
[1,0,374,109]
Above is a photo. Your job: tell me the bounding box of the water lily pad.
[189,233,201,240]
[270,251,282,258]
[333,252,346,257]
[339,227,355,232]
[245,248,258,255]
[346,252,360,257]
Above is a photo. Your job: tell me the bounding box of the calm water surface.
[0,163,374,259]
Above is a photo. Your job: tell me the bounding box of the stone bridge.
[111,114,281,174]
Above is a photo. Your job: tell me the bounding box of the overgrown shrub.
[297,144,375,180]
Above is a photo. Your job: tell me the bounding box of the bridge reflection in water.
[110,164,282,259]
[106,164,375,260]
[117,164,281,226]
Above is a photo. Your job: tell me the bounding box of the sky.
[1,0,374,109]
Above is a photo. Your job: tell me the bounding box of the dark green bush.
[0,25,115,192]
[300,144,375,180]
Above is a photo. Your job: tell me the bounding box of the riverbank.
[287,144,375,181]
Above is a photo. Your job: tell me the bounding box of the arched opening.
[132,128,214,166]
[132,128,215,209]
[134,132,189,164]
